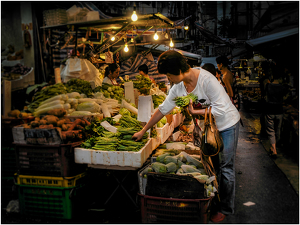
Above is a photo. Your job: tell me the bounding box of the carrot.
[62,124,68,131]
[82,118,91,126]
[47,108,67,117]
[39,119,47,125]
[57,119,66,127]
[75,125,84,130]
[68,118,83,131]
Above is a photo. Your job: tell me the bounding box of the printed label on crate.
[24,129,55,138]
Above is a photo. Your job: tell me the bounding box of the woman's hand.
[132,129,146,142]
[188,99,195,115]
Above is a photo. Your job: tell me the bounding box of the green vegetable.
[65,78,93,98]
[119,108,131,116]
[77,102,100,113]
[165,162,177,173]
[156,153,171,163]
[164,156,179,164]
[181,165,201,173]
[151,162,167,173]
[173,93,198,108]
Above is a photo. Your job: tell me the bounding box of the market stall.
[2,6,217,223]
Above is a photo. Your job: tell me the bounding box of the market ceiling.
[41,13,178,31]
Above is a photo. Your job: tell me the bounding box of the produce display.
[81,114,148,151]
[94,83,124,102]
[132,75,153,94]
[141,150,217,197]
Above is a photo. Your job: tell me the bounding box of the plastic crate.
[139,194,212,224]
[17,183,87,220]
[14,141,87,177]
[15,172,87,188]
[1,147,17,177]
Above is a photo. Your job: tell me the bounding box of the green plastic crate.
[17,183,87,220]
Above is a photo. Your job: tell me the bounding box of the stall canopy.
[246,27,298,47]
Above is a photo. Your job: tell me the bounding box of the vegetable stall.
[2,8,217,224]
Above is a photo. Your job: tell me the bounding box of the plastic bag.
[68,57,81,72]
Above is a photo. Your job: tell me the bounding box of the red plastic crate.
[139,194,212,224]
[14,141,87,177]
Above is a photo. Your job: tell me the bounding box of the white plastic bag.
[68,57,81,72]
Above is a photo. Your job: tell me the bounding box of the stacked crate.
[12,130,88,219]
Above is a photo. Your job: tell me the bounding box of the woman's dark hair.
[216,55,230,68]
[157,50,190,75]
[202,63,216,76]
[105,63,119,77]
[138,64,148,74]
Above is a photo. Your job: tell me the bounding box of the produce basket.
[11,67,34,91]
[17,183,88,220]
[139,194,213,224]
[15,172,87,188]
[145,172,205,199]
[14,141,87,177]
[156,123,174,144]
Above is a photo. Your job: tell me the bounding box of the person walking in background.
[133,50,240,223]
[202,63,216,76]
[263,63,290,157]
[216,56,240,111]
[102,63,120,86]
[138,64,155,83]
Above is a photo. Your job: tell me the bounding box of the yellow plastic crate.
[15,172,87,188]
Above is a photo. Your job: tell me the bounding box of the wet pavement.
[1,107,299,224]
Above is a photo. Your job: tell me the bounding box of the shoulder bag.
[201,107,223,156]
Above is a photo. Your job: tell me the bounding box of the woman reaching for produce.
[102,63,120,86]
[132,50,240,223]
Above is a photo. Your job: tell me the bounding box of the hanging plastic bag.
[105,50,113,63]
[68,57,81,72]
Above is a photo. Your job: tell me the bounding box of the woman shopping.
[132,50,240,223]
[102,63,120,86]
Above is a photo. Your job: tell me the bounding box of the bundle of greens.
[119,115,143,129]
[133,75,152,90]
[173,93,198,108]
[152,94,166,109]
[65,78,93,98]
[92,137,119,151]
[117,139,148,151]
[96,83,124,102]
[83,117,105,139]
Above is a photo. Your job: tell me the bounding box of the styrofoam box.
[151,136,161,150]
[75,139,154,168]
[156,122,174,144]
[172,113,184,128]
[11,67,34,91]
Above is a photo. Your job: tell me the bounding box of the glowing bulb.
[131,11,138,21]
[124,44,129,52]
[154,32,159,40]
[170,39,174,47]
[184,25,189,30]
[111,36,115,41]
[131,37,134,42]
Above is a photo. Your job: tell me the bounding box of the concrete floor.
[212,108,299,224]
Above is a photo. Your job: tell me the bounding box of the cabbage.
[76,102,101,113]
[119,107,131,116]
[157,121,163,128]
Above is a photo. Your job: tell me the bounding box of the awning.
[246,27,298,47]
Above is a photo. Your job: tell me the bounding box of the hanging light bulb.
[154,29,159,40]
[170,38,174,47]
[131,4,138,21]
[124,43,129,52]
[131,37,134,42]
[111,36,115,41]
[184,25,189,30]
